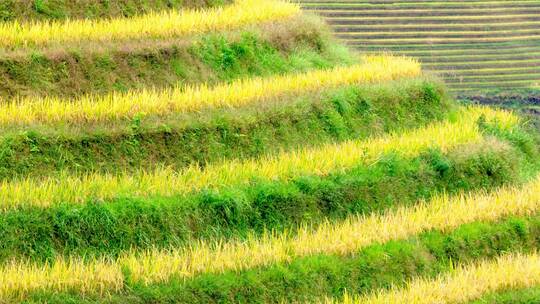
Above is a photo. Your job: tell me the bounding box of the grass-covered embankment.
[0,57,421,125]
[469,287,540,304]
[0,137,524,263]
[0,71,442,179]
[0,15,352,99]
[331,252,540,304]
[0,106,534,265]
[0,0,298,49]
[0,0,232,22]
[32,216,540,303]
[7,171,540,302]
[0,106,520,208]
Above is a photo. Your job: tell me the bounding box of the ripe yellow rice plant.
[123,168,540,285]
[1,161,539,299]
[0,0,299,49]
[0,258,123,300]
[0,56,420,126]
[0,106,515,209]
[331,252,540,304]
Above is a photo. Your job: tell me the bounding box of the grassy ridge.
[0,106,517,209]
[0,0,231,22]
[20,215,540,303]
[0,17,350,99]
[335,252,540,304]
[122,168,540,286]
[1,1,538,302]
[0,0,299,49]
[0,78,448,180]
[470,287,540,303]
[3,167,540,300]
[1,56,420,126]
[0,138,522,263]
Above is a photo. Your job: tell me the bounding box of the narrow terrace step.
[412,53,540,63]
[437,67,540,76]
[335,30,540,39]
[301,0,540,93]
[343,35,540,45]
[307,8,540,17]
[353,41,540,51]
[423,60,540,70]
[444,74,540,83]
[448,80,537,89]
[330,22,540,32]
[361,47,540,56]
[324,15,540,25]
[301,2,540,9]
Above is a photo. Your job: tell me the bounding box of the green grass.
[0,107,534,264]
[469,287,540,304]
[0,1,537,302]
[0,138,526,264]
[0,0,231,22]
[0,17,352,99]
[21,213,540,303]
[0,78,446,180]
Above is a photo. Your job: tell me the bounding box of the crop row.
[334,252,540,304]
[0,16,350,100]
[0,137,522,263]
[0,106,517,209]
[0,101,530,276]
[2,167,540,301]
[21,214,540,302]
[0,56,419,126]
[0,0,232,22]
[329,21,540,32]
[305,0,540,94]
[0,78,449,180]
[0,0,299,49]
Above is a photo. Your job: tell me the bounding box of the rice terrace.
[0,0,540,303]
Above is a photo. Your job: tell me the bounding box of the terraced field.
[301,0,540,95]
[2,0,540,303]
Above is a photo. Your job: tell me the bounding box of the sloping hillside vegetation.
[0,0,539,303]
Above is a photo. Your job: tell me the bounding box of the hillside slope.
[301,0,540,95]
[1,0,540,303]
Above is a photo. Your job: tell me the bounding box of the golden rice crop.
[1,163,539,299]
[0,106,515,209]
[331,252,540,304]
[0,0,299,49]
[1,56,420,126]
[123,168,540,285]
[0,258,123,300]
